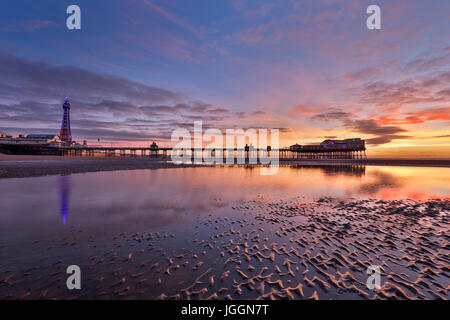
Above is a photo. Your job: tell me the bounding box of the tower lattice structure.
[60,96,72,142]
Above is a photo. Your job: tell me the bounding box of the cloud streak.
[0,53,233,143]
[140,0,200,37]
[0,20,55,32]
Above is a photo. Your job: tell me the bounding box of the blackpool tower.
[60,96,72,142]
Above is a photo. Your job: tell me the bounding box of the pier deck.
[0,144,367,160]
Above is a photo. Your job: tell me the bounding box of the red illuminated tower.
[60,96,72,142]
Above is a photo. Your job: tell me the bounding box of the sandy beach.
[0,156,448,300]
[0,154,201,179]
[1,196,448,300]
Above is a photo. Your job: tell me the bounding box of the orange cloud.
[378,107,450,125]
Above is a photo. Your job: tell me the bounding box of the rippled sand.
[0,197,448,300]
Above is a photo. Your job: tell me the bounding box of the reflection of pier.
[243,164,366,176]
[304,165,366,177]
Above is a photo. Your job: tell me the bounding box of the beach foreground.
[1,196,448,300]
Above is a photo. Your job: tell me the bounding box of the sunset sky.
[0,0,449,157]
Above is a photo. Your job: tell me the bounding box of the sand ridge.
[0,196,448,300]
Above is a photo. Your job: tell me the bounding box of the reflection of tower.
[60,96,72,142]
[59,175,71,225]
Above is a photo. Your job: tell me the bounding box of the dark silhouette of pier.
[54,143,367,161]
[0,139,366,161]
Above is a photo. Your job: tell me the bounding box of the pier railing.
[60,145,367,160]
[0,143,367,160]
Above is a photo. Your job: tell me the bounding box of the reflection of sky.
[58,175,70,225]
[0,166,448,241]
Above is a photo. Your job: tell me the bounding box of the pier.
[57,138,367,161]
[0,143,366,161]
[0,97,366,161]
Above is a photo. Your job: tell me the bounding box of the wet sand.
[0,155,200,179]
[1,154,449,179]
[0,196,448,300]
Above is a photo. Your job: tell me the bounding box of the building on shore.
[0,134,61,145]
[0,97,79,154]
[320,138,365,149]
[289,143,302,151]
[289,138,365,151]
[25,134,61,145]
[0,131,13,138]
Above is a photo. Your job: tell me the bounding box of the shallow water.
[0,165,448,236]
[0,165,449,299]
